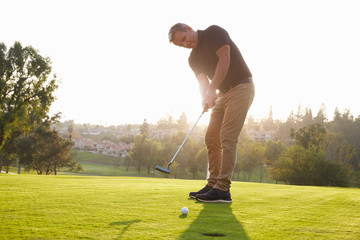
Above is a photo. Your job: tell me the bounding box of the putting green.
[0,175,359,239]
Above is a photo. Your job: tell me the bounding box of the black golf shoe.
[196,188,232,203]
[189,185,213,199]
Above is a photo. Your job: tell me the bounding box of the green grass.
[1,175,359,239]
[77,162,146,176]
[73,151,123,166]
[72,150,274,183]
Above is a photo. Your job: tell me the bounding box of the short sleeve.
[207,25,231,52]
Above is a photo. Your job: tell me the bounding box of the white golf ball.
[181,207,189,215]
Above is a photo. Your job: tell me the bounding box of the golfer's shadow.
[110,220,141,239]
[178,202,249,239]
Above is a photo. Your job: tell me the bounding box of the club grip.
[202,104,209,114]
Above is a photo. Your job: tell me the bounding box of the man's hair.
[168,23,189,43]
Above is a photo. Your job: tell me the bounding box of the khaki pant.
[206,81,255,191]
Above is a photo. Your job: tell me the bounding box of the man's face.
[172,29,197,49]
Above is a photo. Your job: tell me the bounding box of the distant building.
[247,129,275,142]
[73,138,132,157]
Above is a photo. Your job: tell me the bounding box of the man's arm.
[196,73,210,109]
[205,44,230,108]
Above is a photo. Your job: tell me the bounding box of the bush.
[321,161,349,187]
[271,145,349,187]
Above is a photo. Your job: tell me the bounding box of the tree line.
[129,106,360,187]
[0,42,81,174]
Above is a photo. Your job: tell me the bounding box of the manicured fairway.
[0,175,359,239]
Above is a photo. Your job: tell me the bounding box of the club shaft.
[168,112,204,167]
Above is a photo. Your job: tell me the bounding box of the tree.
[16,120,82,175]
[264,140,286,166]
[270,145,349,186]
[124,156,132,171]
[329,109,354,138]
[155,131,201,178]
[262,106,277,131]
[0,143,17,173]
[130,134,147,174]
[326,131,358,184]
[170,132,189,176]
[296,123,358,183]
[238,140,265,182]
[302,107,313,127]
[187,141,203,179]
[294,104,306,128]
[290,123,327,152]
[158,140,176,167]
[156,115,175,131]
[1,42,58,172]
[143,138,160,175]
[129,133,159,174]
[272,145,320,185]
[0,127,21,173]
[194,147,208,175]
[314,103,327,125]
[50,135,80,175]
[140,119,149,135]
[327,109,360,185]
[15,135,35,173]
[0,42,57,151]
[272,123,351,187]
[276,111,296,142]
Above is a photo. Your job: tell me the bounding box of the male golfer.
[168,23,255,203]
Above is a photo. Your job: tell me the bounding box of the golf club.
[155,106,208,174]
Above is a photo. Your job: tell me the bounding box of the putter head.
[155,165,171,174]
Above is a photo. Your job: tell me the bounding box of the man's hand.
[204,88,218,109]
[199,44,230,110]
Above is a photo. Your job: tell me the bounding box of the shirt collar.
[195,30,204,49]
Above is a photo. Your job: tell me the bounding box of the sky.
[1,0,360,126]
